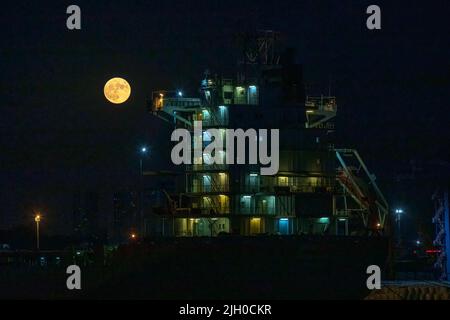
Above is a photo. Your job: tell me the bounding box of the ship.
[145,31,390,240]
[123,30,395,299]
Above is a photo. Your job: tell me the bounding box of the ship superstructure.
[147,31,388,237]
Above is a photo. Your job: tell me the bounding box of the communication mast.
[237,30,281,65]
[236,30,282,83]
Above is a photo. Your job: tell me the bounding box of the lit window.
[278,176,289,186]
[319,217,329,224]
[203,131,211,141]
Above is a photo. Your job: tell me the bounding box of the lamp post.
[34,214,41,250]
[139,146,148,235]
[395,209,404,244]
[140,146,147,176]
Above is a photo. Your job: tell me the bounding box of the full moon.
[104,77,131,104]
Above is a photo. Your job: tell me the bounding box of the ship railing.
[257,183,334,193]
[186,164,229,171]
[305,95,337,112]
[199,201,230,215]
[162,98,202,108]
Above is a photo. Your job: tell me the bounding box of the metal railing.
[305,96,337,112]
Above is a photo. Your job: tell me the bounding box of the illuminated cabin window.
[306,177,318,186]
[202,175,211,192]
[218,195,229,212]
[192,177,201,192]
[154,95,164,110]
[204,90,211,104]
[202,195,229,214]
[198,173,228,192]
[258,196,275,215]
[202,196,211,211]
[218,172,228,191]
[249,173,259,186]
[241,196,252,214]
[261,199,267,213]
[318,217,330,224]
[203,131,212,142]
[250,218,262,234]
[278,218,290,235]
[278,176,289,186]
[218,106,228,125]
[234,86,247,104]
[247,85,258,105]
[202,109,210,119]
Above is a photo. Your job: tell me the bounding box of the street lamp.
[395,208,404,244]
[139,146,149,236]
[34,214,41,250]
[139,145,149,178]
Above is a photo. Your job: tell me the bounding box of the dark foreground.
[0,236,389,299]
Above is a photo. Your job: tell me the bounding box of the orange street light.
[34,214,41,250]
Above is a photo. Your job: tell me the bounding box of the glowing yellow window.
[250,218,261,234]
[278,176,289,186]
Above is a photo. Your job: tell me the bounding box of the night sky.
[1,0,449,237]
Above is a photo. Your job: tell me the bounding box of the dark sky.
[1,0,449,236]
